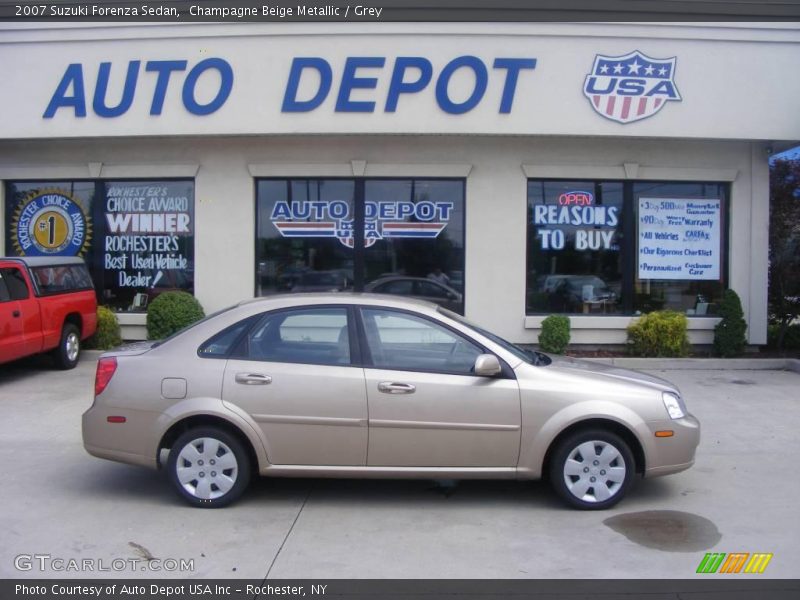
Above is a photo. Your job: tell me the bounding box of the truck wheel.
[54,323,81,369]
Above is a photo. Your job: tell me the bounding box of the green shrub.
[767,323,800,350]
[714,289,747,357]
[86,306,122,350]
[539,315,571,354]
[147,291,205,340]
[627,310,690,357]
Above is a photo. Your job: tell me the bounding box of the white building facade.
[1,22,798,343]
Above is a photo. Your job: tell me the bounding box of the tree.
[769,158,800,350]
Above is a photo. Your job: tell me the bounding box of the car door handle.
[378,382,416,394]
[12,310,20,318]
[235,373,272,385]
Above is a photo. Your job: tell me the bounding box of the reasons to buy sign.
[638,197,721,280]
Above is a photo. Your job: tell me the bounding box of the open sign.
[558,191,594,206]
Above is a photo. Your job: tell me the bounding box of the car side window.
[0,268,30,300]
[198,317,258,359]
[361,308,482,375]
[236,307,351,366]
[0,272,10,302]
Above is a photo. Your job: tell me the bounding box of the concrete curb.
[581,357,800,372]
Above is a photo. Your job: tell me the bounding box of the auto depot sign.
[42,55,538,118]
[1,25,798,140]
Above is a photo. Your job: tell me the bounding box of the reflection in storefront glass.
[363,179,465,313]
[256,179,356,296]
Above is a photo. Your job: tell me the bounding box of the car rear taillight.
[95,357,118,396]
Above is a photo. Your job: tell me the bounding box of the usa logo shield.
[583,50,681,124]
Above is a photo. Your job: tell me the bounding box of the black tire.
[167,427,251,508]
[53,323,81,370]
[549,429,635,510]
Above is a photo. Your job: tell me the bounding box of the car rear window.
[30,265,94,296]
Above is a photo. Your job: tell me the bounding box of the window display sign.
[270,199,453,248]
[103,182,194,293]
[638,197,721,280]
[531,190,619,251]
[10,189,91,257]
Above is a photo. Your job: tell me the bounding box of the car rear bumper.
[82,404,158,469]
[643,413,701,478]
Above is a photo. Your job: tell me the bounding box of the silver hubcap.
[176,437,238,500]
[65,333,80,362]
[563,440,626,503]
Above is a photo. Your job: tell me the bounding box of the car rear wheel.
[167,427,251,508]
[549,429,635,510]
[53,323,81,370]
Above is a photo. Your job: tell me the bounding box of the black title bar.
[2,0,800,22]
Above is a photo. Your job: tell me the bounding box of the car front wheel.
[167,427,251,508]
[549,429,635,510]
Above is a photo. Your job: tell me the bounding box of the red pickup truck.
[0,256,97,369]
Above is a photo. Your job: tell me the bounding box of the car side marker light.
[655,430,674,438]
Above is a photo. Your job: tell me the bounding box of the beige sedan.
[83,294,699,509]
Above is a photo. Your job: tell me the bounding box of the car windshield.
[437,307,550,366]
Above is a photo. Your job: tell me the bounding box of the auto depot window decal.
[256,178,465,314]
[270,199,454,248]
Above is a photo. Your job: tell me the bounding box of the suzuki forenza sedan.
[83,294,699,509]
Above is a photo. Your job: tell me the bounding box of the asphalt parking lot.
[1,354,798,580]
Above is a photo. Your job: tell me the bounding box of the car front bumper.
[643,413,701,478]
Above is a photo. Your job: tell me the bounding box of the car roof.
[0,256,88,267]
[236,292,440,312]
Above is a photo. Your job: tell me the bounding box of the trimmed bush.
[767,323,800,350]
[539,315,571,354]
[714,289,747,357]
[86,306,122,350]
[147,291,205,340]
[627,310,690,357]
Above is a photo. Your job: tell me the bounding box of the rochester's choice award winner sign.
[103,183,193,289]
[638,198,721,280]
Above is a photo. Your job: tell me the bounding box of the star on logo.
[658,66,668,76]
[599,64,609,74]
[644,65,655,76]
[628,60,642,74]
[613,63,623,74]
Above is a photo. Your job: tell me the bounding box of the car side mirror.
[474,354,502,377]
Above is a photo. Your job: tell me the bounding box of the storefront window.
[255,178,465,313]
[527,181,624,314]
[256,179,356,295]
[526,179,727,316]
[4,179,195,312]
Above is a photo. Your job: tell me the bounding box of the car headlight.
[662,391,687,420]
